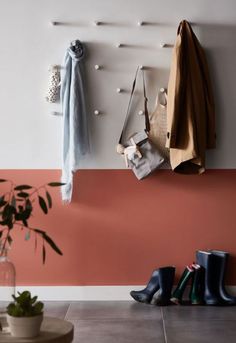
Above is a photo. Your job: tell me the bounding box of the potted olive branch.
[0,179,64,263]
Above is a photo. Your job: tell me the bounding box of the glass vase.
[0,247,16,332]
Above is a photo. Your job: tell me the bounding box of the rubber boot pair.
[130,266,175,306]
[171,263,204,305]
[196,250,236,306]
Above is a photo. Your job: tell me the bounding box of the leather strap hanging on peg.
[116,66,150,158]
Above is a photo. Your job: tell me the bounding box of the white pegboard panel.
[0,0,236,168]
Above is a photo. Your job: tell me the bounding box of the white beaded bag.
[45,65,61,103]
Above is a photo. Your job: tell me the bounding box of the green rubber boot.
[171,265,195,304]
[189,264,204,305]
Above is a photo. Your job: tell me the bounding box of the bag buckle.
[123,138,142,167]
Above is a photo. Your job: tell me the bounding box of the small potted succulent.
[6,290,44,338]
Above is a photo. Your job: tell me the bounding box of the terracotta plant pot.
[7,313,43,338]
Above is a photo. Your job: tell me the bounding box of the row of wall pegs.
[52,108,156,117]
[94,64,145,71]
[50,21,173,48]
[94,109,151,116]
[115,43,172,48]
[95,109,145,116]
[49,20,170,117]
[51,20,169,27]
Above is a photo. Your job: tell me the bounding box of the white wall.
[0,0,236,169]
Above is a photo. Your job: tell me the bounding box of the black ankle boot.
[130,266,175,304]
[210,250,236,305]
[151,267,175,306]
[196,250,226,305]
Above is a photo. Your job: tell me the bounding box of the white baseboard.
[1,286,236,301]
[13,286,143,301]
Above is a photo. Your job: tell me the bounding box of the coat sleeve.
[201,52,216,149]
[166,35,183,148]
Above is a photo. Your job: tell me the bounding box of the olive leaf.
[47,182,65,187]
[14,185,32,191]
[3,204,16,221]
[43,233,63,256]
[22,219,28,227]
[11,196,16,208]
[38,196,48,214]
[42,244,46,264]
[46,191,52,209]
[7,235,13,245]
[34,235,37,252]
[0,196,6,208]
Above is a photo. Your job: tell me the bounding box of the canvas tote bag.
[149,89,169,161]
[116,67,165,180]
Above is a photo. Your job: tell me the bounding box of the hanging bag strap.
[119,67,150,144]
[143,68,150,133]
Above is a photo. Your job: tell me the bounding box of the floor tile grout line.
[64,302,71,320]
[161,308,168,343]
[62,317,162,322]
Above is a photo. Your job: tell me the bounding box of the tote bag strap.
[119,67,150,144]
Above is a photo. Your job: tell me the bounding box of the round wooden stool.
[0,316,74,343]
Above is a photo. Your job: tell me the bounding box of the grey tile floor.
[44,301,236,343]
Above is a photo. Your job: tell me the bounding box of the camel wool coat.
[166,20,216,174]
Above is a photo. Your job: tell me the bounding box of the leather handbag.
[116,67,165,180]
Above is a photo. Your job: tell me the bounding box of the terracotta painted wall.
[1,169,236,286]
